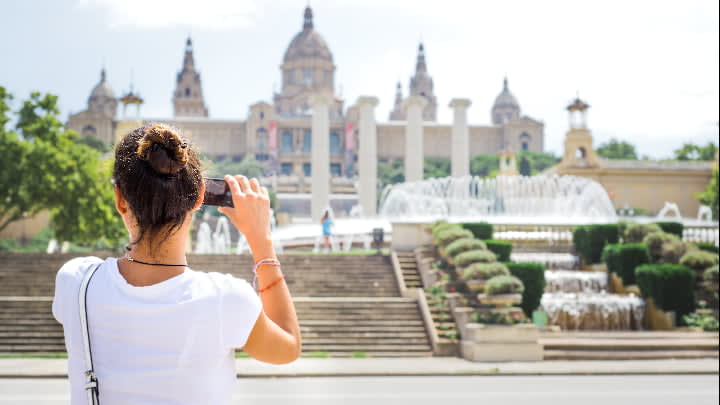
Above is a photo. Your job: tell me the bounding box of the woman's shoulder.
[56,256,106,283]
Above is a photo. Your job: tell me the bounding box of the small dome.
[283,6,333,63]
[89,69,115,100]
[493,77,519,109]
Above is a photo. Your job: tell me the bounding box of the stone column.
[356,96,379,216]
[310,93,332,222]
[403,96,427,183]
[449,98,472,177]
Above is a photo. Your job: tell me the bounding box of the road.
[0,375,717,405]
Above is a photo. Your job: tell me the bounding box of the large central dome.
[283,6,333,63]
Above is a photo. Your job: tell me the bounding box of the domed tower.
[408,43,437,121]
[491,77,521,125]
[88,69,118,119]
[273,6,343,118]
[173,37,209,118]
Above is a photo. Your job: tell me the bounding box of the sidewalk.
[0,357,717,378]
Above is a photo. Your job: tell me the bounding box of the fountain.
[544,270,607,293]
[541,292,645,330]
[698,205,713,222]
[379,174,617,224]
[657,202,682,219]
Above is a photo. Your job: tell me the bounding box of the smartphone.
[203,178,234,207]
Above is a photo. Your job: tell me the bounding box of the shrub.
[573,224,620,264]
[455,249,497,267]
[680,250,719,272]
[683,312,719,331]
[505,262,547,318]
[636,264,695,319]
[643,232,679,261]
[654,221,684,238]
[446,238,486,258]
[432,222,460,239]
[617,221,633,240]
[696,243,719,254]
[603,243,650,285]
[704,265,719,283]
[484,240,513,262]
[660,241,697,264]
[461,222,493,240]
[625,223,662,243]
[435,228,473,247]
[472,310,527,325]
[462,262,510,281]
[485,275,525,295]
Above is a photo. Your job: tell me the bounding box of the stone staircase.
[541,331,719,360]
[395,251,459,345]
[0,252,431,357]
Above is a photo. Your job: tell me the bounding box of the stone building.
[550,97,716,217]
[66,5,546,213]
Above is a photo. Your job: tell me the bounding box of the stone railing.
[683,226,719,246]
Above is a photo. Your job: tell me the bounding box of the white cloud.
[76,0,264,30]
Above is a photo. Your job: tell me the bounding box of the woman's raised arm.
[219,175,301,364]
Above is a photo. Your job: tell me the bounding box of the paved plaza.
[0,375,718,405]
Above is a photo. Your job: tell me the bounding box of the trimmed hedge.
[602,243,651,285]
[484,240,513,262]
[679,250,719,272]
[461,222,493,240]
[573,224,620,264]
[636,264,695,319]
[432,223,460,239]
[643,232,679,261]
[505,262,547,318]
[654,221,684,238]
[704,265,719,283]
[462,262,510,281]
[485,275,524,295]
[624,223,662,243]
[445,238,487,258]
[436,228,473,247]
[696,243,720,254]
[455,249,497,267]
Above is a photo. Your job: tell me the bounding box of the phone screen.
[203,178,234,207]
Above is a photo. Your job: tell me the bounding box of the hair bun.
[135,124,189,175]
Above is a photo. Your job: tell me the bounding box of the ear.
[114,186,129,215]
[193,181,206,211]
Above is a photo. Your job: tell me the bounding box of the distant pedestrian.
[321,209,334,253]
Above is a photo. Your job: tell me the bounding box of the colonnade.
[309,93,472,221]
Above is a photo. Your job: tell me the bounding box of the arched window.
[303,163,312,177]
[281,131,293,153]
[257,128,268,153]
[81,125,97,137]
[330,163,342,177]
[303,130,312,153]
[302,68,313,86]
[330,132,341,154]
[185,88,191,97]
[519,132,531,151]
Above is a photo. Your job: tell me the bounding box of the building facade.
[67,5,545,193]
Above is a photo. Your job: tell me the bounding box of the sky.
[1,0,718,158]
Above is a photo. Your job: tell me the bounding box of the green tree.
[378,159,404,191]
[424,157,451,179]
[518,151,560,174]
[596,138,638,160]
[0,88,124,245]
[205,156,264,179]
[674,142,718,161]
[76,135,111,153]
[470,154,500,177]
[698,167,719,220]
[519,156,531,176]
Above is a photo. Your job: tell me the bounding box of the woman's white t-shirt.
[52,256,262,405]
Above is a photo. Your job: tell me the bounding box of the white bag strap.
[79,262,102,405]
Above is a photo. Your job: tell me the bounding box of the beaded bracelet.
[252,258,281,290]
[257,275,285,293]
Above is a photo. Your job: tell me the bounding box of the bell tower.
[560,96,601,168]
[173,37,209,118]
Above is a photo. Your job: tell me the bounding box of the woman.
[321,209,334,253]
[52,124,300,404]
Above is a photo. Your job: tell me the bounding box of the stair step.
[544,350,720,360]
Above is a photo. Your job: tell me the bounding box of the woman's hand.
[218,175,273,256]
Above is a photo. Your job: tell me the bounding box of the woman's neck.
[119,226,190,287]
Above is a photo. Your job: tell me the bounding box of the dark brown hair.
[113,123,202,246]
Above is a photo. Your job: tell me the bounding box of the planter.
[452,307,474,337]
[466,279,486,293]
[477,293,522,307]
[446,292,465,313]
[460,323,543,362]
